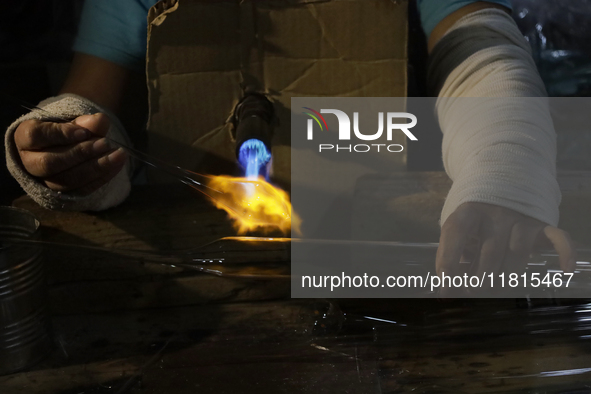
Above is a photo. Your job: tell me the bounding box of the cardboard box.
[146,0,409,185]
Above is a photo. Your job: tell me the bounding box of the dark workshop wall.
[0,0,83,205]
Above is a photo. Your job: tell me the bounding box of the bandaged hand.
[436,202,576,296]
[428,7,576,286]
[14,113,127,196]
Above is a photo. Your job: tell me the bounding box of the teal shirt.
[73,0,158,72]
[73,0,513,72]
[417,0,512,37]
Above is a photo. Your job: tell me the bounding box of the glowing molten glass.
[205,175,301,235]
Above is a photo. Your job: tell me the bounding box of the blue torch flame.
[238,139,272,180]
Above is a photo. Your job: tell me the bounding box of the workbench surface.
[3,174,591,393]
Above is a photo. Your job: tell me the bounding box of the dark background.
[1,0,590,205]
[0,0,83,205]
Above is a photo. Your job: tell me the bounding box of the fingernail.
[106,148,127,165]
[92,138,110,154]
[74,128,89,141]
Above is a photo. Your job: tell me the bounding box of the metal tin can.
[0,206,52,375]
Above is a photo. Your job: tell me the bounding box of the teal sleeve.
[72,0,159,72]
[417,0,513,38]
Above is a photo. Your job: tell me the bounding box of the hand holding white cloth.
[4,94,133,211]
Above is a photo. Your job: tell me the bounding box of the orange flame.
[205,175,301,235]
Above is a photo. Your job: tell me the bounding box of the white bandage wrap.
[4,94,133,211]
[428,9,561,227]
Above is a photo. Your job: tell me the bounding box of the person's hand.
[14,113,127,195]
[436,202,577,295]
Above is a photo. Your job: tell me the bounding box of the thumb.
[73,113,110,138]
[538,226,577,272]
